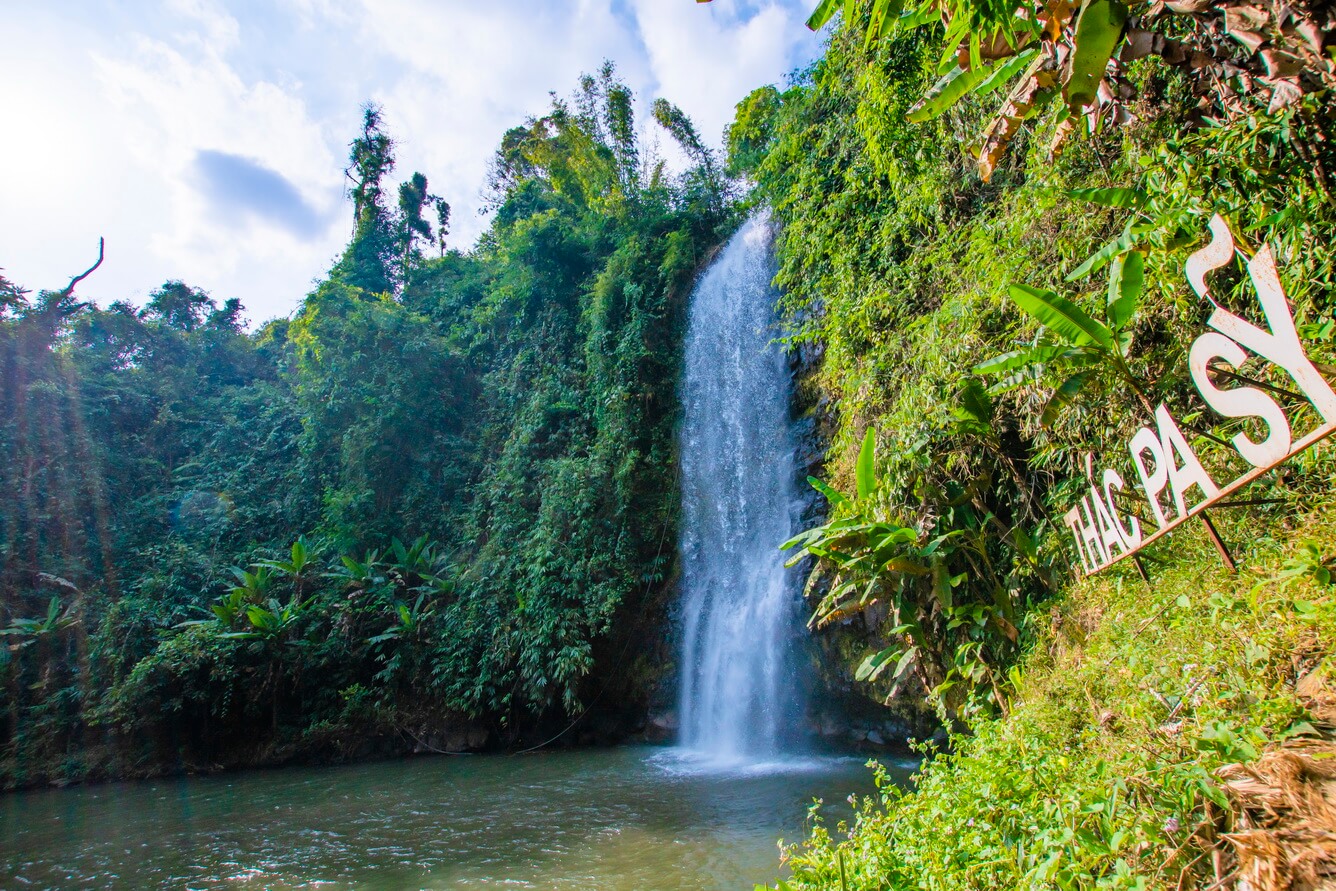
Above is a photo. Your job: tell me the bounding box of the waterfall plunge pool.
[1,746,917,889]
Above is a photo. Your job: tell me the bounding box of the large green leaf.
[865,0,904,44]
[883,556,930,575]
[1067,186,1147,209]
[1066,225,1150,281]
[805,0,841,29]
[972,345,1063,375]
[975,48,1039,96]
[1063,0,1129,112]
[1007,284,1114,350]
[893,647,918,679]
[1040,370,1093,427]
[1106,250,1143,331]
[907,65,991,123]
[779,527,820,552]
[807,474,850,508]
[871,528,919,553]
[855,427,876,501]
[953,378,994,425]
[856,646,902,681]
[936,17,971,74]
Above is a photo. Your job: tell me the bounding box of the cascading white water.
[676,212,803,762]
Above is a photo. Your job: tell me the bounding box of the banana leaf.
[907,65,992,123]
[855,427,876,501]
[856,646,903,681]
[805,0,842,29]
[973,344,1065,375]
[976,48,1040,95]
[806,474,850,508]
[1065,223,1152,281]
[1040,370,1093,426]
[1106,250,1143,331]
[1007,283,1114,349]
[1063,0,1129,112]
[1067,186,1147,208]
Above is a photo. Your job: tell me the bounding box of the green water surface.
[1,746,914,889]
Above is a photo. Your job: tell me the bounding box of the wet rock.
[650,711,679,732]
[643,711,679,743]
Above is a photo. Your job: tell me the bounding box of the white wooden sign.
[1064,214,1336,575]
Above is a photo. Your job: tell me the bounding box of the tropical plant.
[333,548,389,596]
[178,588,248,628]
[1267,541,1336,589]
[974,236,1150,425]
[387,535,447,585]
[782,429,1025,717]
[258,537,316,581]
[790,0,1336,180]
[1,597,78,647]
[221,598,306,642]
[227,565,275,605]
[258,537,319,605]
[368,593,434,645]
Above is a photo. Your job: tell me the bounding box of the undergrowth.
[766,506,1336,890]
[734,5,1336,886]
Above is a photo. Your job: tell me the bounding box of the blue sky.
[1,0,826,324]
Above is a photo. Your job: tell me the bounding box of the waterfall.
[676,212,804,762]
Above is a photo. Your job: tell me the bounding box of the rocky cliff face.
[784,305,940,750]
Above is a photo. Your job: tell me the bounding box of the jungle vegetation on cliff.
[0,67,733,786]
[740,0,1336,887]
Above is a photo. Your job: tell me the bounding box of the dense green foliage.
[0,69,735,786]
[779,521,1335,890]
[734,7,1336,889]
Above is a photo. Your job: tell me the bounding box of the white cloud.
[92,22,345,303]
[164,0,242,51]
[0,0,822,324]
[347,0,650,245]
[630,1,810,147]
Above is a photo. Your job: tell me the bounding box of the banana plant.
[258,537,316,577]
[211,589,244,624]
[332,548,388,595]
[782,430,960,691]
[974,244,1151,425]
[220,597,305,641]
[1,597,78,648]
[796,0,1334,180]
[388,535,448,583]
[783,425,1032,716]
[368,593,434,645]
[227,565,275,603]
[258,537,323,609]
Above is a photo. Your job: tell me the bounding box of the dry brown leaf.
[977,57,1060,182]
[1218,741,1336,890]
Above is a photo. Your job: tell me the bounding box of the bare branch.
[60,237,105,298]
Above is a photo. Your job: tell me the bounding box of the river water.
[0,746,913,889]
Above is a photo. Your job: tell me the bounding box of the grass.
[766,499,1336,890]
